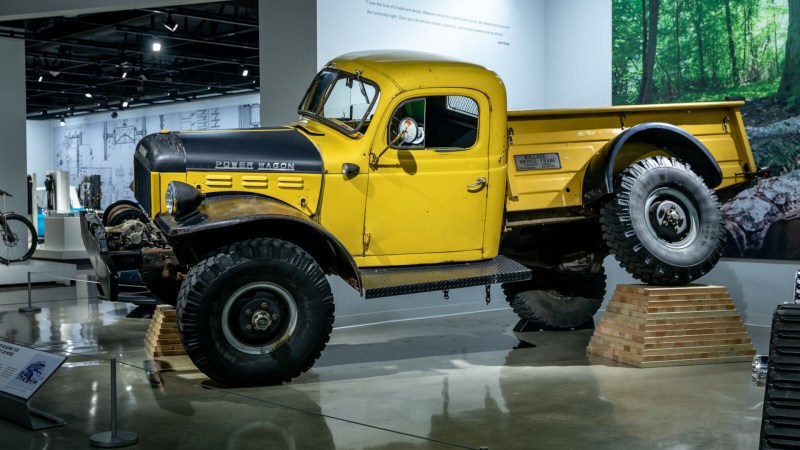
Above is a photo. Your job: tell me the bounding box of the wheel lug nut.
[271,314,278,321]
[245,324,253,332]
[245,309,253,317]
[260,303,268,310]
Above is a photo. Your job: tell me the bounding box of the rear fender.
[582,122,722,205]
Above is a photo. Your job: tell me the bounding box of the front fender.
[156,195,362,292]
[582,122,723,205]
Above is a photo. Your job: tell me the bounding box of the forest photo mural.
[613,0,800,260]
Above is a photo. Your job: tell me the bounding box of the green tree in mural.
[778,0,800,110]
[724,0,739,84]
[613,0,789,105]
[638,0,661,103]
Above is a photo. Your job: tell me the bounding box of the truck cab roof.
[326,50,507,108]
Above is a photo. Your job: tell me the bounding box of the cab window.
[388,95,479,150]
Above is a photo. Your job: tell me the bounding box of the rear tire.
[177,238,334,387]
[600,156,724,285]
[503,267,606,330]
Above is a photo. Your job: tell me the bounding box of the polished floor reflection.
[0,273,769,449]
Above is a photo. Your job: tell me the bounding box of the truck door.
[364,91,489,260]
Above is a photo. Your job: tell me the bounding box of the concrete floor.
[0,273,770,450]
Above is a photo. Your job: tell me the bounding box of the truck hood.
[135,128,324,174]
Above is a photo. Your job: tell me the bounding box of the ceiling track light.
[84,89,93,98]
[241,65,249,77]
[163,14,179,32]
[122,98,130,108]
[152,40,162,52]
[59,117,66,127]
[38,74,43,82]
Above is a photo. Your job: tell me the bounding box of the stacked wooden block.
[587,284,755,367]
[144,305,186,357]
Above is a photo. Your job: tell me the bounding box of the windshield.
[298,69,380,135]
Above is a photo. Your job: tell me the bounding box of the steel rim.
[643,187,699,250]
[221,281,298,355]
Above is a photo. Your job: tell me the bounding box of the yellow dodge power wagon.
[82,50,760,387]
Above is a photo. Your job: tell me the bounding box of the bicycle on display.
[0,189,37,265]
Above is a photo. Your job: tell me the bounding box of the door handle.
[467,177,487,189]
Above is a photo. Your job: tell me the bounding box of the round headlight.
[164,181,204,219]
[165,182,177,215]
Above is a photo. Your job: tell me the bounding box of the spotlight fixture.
[241,65,249,77]
[163,14,179,32]
[38,74,43,82]
[122,99,130,108]
[59,117,66,127]
[121,70,128,78]
[84,89,93,98]
[152,40,162,52]
[111,111,118,119]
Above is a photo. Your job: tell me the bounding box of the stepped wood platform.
[144,305,185,357]
[587,284,756,367]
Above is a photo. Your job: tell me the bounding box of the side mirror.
[397,117,422,145]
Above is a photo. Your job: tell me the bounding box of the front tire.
[503,267,606,330]
[177,238,334,387]
[0,214,37,264]
[601,156,724,285]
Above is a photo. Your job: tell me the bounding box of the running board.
[361,255,531,299]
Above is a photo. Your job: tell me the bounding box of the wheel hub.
[249,308,277,331]
[655,200,687,235]
[3,233,17,247]
[644,187,699,249]
[221,282,299,355]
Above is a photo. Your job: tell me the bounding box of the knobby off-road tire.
[600,156,725,285]
[502,267,606,329]
[177,238,334,387]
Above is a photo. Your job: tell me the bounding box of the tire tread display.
[760,303,800,449]
[177,238,334,387]
[600,156,725,285]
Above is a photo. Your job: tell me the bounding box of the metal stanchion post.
[18,272,41,313]
[89,358,138,448]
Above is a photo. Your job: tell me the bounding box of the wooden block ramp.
[587,284,756,368]
[144,305,186,357]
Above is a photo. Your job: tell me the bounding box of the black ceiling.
[0,1,259,120]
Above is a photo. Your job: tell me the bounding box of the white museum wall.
[543,0,613,108]
[0,37,29,215]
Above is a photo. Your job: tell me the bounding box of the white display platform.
[33,215,87,260]
[0,260,76,286]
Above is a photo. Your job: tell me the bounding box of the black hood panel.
[136,128,323,174]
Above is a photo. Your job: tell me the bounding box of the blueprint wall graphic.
[52,103,260,210]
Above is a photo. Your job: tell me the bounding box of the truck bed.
[505,101,755,213]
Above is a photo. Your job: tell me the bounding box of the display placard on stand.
[0,339,66,429]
